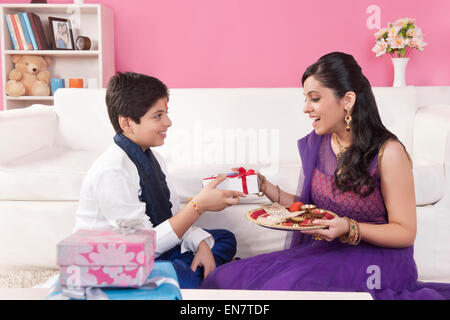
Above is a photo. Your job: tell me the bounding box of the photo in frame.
[48,17,75,50]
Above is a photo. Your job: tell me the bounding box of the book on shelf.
[18,12,34,50]
[4,14,19,50]
[8,14,24,50]
[13,14,28,50]
[28,12,49,50]
[4,12,49,51]
[20,12,38,50]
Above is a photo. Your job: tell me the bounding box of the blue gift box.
[47,261,181,300]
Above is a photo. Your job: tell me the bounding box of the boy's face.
[122,97,172,150]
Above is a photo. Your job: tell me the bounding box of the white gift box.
[202,168,259,194]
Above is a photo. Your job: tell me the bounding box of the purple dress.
[200,132,450,300]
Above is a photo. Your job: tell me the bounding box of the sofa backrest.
[53,88,114,153]
[52,87,418,170]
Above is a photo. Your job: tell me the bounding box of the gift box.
[57,229,156,288]
[46,261,181,300]
[202,167,259,194]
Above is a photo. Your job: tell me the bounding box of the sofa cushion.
[372,87,417,154]
[53,89,114,152]
[0,147,98,201]
[412,156,445,206]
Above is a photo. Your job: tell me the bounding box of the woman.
[200,52,450,299]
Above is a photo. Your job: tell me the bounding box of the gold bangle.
[339,217,354,244]
[257,173,266,197]
[341,217,361,246]
[353,221,361,245]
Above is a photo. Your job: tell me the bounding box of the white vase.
[391,57,409,87]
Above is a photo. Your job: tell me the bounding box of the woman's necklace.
[334,134,348,162]
[334,134,348,180]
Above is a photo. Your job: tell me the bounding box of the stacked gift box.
[50,228,181,300]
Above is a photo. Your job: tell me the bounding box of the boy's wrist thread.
[189,198,202,215]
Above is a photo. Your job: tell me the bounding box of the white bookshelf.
[1,3,115,110]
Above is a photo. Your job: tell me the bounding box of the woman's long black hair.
[302,52,398,197]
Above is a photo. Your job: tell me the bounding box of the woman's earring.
[345,108,352,132]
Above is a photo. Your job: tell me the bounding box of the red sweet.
[324,213,335,220]
[250,210,266,220]
[289,201,304,212]
[300,219,311,225]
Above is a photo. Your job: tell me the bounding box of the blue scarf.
[114,133,173,227]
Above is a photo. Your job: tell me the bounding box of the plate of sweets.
[246,202,338,231]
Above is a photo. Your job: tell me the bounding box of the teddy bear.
[5,55,52,97]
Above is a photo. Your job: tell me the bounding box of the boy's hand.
[190,240,216,279]
[196,175,245,213]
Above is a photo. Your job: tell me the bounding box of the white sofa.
[0,87,449,284]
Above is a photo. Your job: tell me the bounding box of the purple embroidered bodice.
[310,134,388,224]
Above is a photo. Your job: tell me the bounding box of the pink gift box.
[57,229,156,288]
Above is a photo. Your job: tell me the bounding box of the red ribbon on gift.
[228,167,256,194]
[203,167,256,194]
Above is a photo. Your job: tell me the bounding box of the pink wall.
[1,0,450,110]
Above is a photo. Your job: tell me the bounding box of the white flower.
[374,27,388,40]
[372,38,388,57]
[410,37,427,51]
[395,17,415,27]
[388,35,409,49]
[89,243,136,265]
[372,18,426,57]
[387,24,401,40]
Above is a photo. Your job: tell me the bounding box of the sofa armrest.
[437,129,450,207]
[0,105,57,165]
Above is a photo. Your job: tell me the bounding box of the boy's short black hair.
[105,72,169,133]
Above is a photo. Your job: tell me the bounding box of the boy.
[74,72,242,288]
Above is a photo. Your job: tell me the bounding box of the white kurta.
[74,143,214,258]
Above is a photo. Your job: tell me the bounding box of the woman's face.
[302,75,348,136]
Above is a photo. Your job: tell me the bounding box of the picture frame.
[48,17,75,50]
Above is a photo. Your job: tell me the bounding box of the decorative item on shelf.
[50,78,65,96]
[372,17,427,87]
[87,78,98,88]
[69,78,83,88]
[5,55,51,97]
[76,36,91,50]
[48,16,75,50]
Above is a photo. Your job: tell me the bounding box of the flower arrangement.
[372,18,427,58]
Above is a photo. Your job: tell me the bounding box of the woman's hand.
[195,175,246,213]
[301,217,350,241]
[190,240,216,279]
